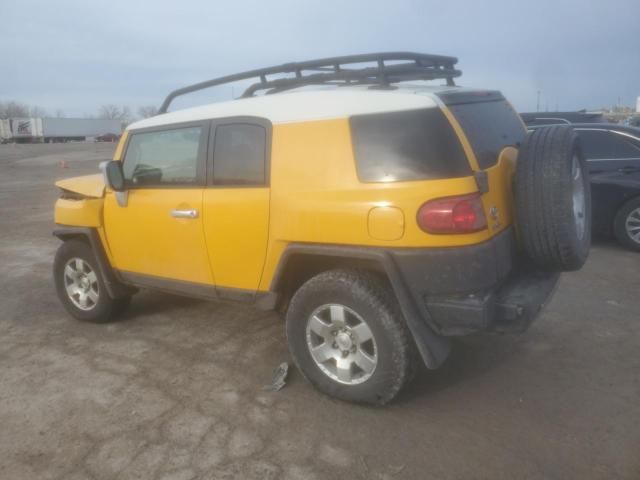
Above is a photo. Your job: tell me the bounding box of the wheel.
[613,197,640,251]
[53,239,130,322]
[286,269,415,405]
[515,125,591,271]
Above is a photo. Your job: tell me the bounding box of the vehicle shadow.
[396,334,526,404]
[115,290,207,322]
[591,235,636,254]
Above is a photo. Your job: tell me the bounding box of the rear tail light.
[417,193,487,234]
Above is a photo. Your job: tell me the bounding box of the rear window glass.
[213,124,266,185]
[448,100,525,169]
[350,108,470,183]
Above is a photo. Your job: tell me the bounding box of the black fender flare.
[270,244,451,369]
[52,226,131,299]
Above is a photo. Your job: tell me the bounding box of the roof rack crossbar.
[158,52,461,114]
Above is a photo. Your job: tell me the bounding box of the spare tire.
[515,125,591,271]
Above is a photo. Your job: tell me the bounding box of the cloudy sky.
[2,0,639,117]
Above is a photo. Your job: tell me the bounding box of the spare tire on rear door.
[515,125,591,271]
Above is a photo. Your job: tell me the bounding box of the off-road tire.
[53,239,130,323]
[515,125,591,271]
[613,197,640,252]
[286,269,415,405]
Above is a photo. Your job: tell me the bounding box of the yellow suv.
[53,53,591,404]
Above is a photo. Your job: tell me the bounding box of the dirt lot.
[0,142,638,480]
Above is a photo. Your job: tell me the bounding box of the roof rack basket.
[158,52,461,113]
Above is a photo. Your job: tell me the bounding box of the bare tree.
[98,104,134,127]
[119,106,133,126]
[29,105,48,118]
[0,101,29,119]
[99,104,134,129]
[98,104,121,120]
[137,105,158,119]
[0,100,50,119]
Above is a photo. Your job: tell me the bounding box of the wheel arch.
[53,226,130,299]
[270,243,451,369]
[613,193,640,225]
[613,194,640,249]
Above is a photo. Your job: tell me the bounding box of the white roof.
[129,85,462,130]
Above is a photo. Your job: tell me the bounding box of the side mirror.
[105,161,126,192]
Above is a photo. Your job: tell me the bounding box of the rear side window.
[350,108,470,183]
[123,127,202,186]
[448,100,525,169]
[213,124,266,185]
[578,130,640,159]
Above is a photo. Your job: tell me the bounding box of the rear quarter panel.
[438,102,519,239]
[258,117,491,289]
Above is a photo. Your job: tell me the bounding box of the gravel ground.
[0,142,639,480]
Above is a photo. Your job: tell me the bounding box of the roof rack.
[158,52,461,114]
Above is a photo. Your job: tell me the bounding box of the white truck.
[0,119,13,143]
[10,118,43,142]
[6,117,121,143]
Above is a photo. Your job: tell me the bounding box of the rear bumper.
[389,228,560,335]
[423,267,559,335]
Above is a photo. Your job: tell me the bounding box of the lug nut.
[332,342,337,349]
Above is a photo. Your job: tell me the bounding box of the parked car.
[95,133,121,142]
[529,123,640,251]
[520,111,606,127]
[51,53,591,404]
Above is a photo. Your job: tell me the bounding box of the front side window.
[213,124,266,185]
[123,127,202,186]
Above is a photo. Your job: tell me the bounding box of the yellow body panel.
[103,189,214,285]
[482,147,517,235]
[438,103,516,237]
[54,198,103,227]
[202,188,270,291]
[268,119,489,247]
[256,118,499,290]
[113,131,129,161]
[55,174,105,198]
[368,207,405,241]
[55,105,518,296]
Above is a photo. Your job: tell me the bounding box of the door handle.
[170,209,199,219]
[618,166,637,174]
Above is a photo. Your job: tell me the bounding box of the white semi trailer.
[10,118,43,142]
[7,117,121,143]
[0,119,12,143]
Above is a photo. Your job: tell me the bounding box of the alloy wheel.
[63,258,99,311]
[572,155,586,241]
[305,303,378,385]
[625,207,640,245]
